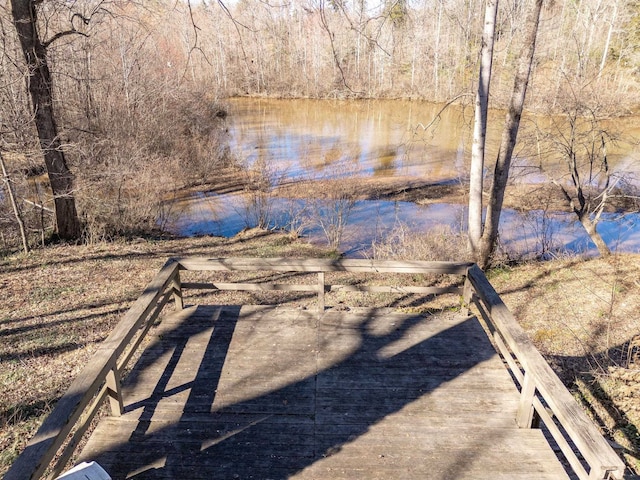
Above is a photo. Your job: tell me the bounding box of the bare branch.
[41,1,109,48]
[217,0,257,32]
[317,0,363,96]
[334,1,391,57]
[42,29,88,49]
[413,93,473,135]
[182,0,214,73]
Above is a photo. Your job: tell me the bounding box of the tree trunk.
[10,0,81,241]
[477,0,544,269]
[0,152,29,253]
[599,1,618,77]
[579,213,611,257]
[468,0,498,259]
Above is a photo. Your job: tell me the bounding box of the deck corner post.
[172,270,184,311]
[587,466,608,480]
[317,271,325,317]
[587,467,603,480]
[516,371,537,428]
[461,275,474,316]
[106,366,124,416]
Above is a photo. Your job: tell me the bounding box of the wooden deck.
[79,304,569,479]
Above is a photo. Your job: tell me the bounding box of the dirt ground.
[1,231,638,476]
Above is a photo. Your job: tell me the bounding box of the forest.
[0,0,639,253]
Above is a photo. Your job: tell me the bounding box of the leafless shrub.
[64,81,233,242]
[76,152,182,242]
[311,194,356,250]
[308,162,360,250]
[519,199,562,261]
[238,156,287,229]
[372,223,467,262]
[276,198,311,238]
[141,92,232,186]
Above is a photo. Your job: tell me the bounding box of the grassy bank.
[0,233,638,475]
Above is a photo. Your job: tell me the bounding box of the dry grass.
[1,233,639,476]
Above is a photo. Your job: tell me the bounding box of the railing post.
[461,274,474,317]
[106,366,124,416]
[516,371,537,428]
[172,269,183,310]
[317,272,325,317]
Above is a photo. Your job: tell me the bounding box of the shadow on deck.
[78,305,568,479]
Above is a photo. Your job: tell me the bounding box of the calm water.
[224,98,471,181]
[168,98,640,257]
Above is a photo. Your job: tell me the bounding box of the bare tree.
[544,98,618,256]
[9,0,82,240]
[0,151,28,253]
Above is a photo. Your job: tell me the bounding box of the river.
[167,98,640,257]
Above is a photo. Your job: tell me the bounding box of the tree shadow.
[79,305,557,479]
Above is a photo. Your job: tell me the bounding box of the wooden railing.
[5,258,626,480]
[4,259,183,480]
[465,264,626,480]
[172,257,471,315]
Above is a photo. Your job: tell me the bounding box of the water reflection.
[226,98,473,182]
[225,98,640,184]
[169,193,640,257]
[167,98,640,257]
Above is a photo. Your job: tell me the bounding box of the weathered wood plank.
[182,283,463,296]
[328,284,461,295]
[76,306,572,480]
[81,421,568,480]
[181,281,319,292]
[175,256,473,274]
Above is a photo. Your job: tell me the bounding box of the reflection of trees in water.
[227,99,474,182]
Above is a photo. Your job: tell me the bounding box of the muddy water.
[224,98,640,183]
[226,98,476,181]
[168,98,640,256]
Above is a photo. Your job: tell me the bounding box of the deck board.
[79,305,570,479]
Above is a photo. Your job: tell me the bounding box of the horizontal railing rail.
[173,257,471,314]
[465,264,626,480]
[6,257,625,480]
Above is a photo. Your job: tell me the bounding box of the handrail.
[4,259,181,480]
[465,264,626,480]
[174,256,472,273]
[5,257,625,480]
[174,257,471,314]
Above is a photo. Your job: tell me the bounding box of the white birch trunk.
[599,1,618,77]
[468,0,498,259]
